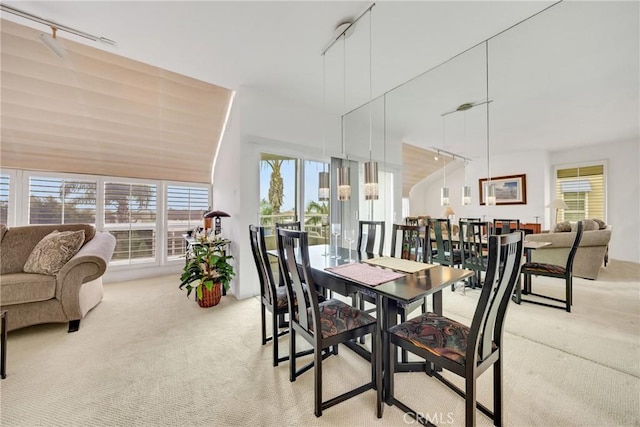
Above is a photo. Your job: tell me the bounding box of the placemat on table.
[325,262,405,287]
[361,256,434,273]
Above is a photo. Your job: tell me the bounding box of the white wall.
[409,141,640,263]
[213,88,343,299]
[410,149,550,226]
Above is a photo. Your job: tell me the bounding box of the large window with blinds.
[104,181,157,265]
[555,164,605,222]
[167,185,210,259]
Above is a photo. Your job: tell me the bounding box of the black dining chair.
[249,225,315,367]
[357,220,385,256]
[427,218,462,268]
[275,220,301,231]
[459,220,490,289]
[388,231,524,427]
[517,220,583,312]
[276,228,380,418]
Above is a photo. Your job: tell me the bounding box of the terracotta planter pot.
[197,282,222,307]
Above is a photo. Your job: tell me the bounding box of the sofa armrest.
[55,232,116,318]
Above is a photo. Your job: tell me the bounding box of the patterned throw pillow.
[553,221,572,233]
[23,230,85,275]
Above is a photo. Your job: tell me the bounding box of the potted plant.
[179,232,234,307]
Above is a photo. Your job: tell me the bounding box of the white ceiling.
[2,1,639,161]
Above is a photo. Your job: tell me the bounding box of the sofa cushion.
[573,219,599,232]
[0,272,57,305]
[591,218,606,229]
[24,230,85,275]
[553,221,572,232]
[0,224,96,275]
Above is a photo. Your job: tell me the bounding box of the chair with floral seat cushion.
[249,225,313,367]
[276,228,380,418]
[516,220,583,312]
[388,231,524,427]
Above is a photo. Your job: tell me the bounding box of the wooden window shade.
[1,19,234,184]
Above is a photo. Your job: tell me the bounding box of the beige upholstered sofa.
[525,225,611,280]
[0,224,116,332]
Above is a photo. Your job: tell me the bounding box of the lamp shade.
[337,166,351,201]
[318,171,330,201]
[364,161,379,200]
[548,199,569,210]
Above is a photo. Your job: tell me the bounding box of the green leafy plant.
[179,234,234,301]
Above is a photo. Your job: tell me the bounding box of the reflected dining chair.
[249,225,314,367]
[276,228,380,417]
[493,218,520,235]
[427,218,462,268]
[459,220,490,289]
[388,231,524,427]
[517,220,583,312]
[357,220,385,256]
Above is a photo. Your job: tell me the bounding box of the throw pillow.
[553,221,572,233]
[571,219,599,232]
[591,218,606,229]
[23,230,85,275]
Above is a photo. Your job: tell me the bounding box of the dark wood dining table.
[269,244,474,416]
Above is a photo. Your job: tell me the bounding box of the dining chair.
[275,220,301,231]
[427,218,462,268]
[517,220,583,312]
[249,225,313,366]
[493,218,520,235]
[459,220,490,289]
[388,231,524,427]
[357,220,385,256]
[276,228,380,417]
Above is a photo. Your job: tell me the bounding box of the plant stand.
[197,283,223,307]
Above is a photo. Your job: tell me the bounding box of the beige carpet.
[1,260,639,426]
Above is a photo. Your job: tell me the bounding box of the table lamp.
[204,210,230,235]
[548,199,568,224]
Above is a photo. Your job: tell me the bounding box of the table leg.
[382,296,398,405]
[375,294,384,417]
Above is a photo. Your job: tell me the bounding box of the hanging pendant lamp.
[364,8,379,201]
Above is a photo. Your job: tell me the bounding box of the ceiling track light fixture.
[1,4,117,48]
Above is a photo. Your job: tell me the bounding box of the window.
[0,174,9,224]
[303,160,330,246]
[28,176,97,225]
[259,154,298,239]
[104,181,157,264]
[555,164,605,222]
[167,185,210,259]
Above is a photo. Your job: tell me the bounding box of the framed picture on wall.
[479,174,527,205]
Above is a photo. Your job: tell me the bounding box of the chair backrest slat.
[468,231,524,363]
[358,220,385,256]
[276,229,319,337]
[249,225,277,306]
[566,220,584,271]
[459,220,489,272]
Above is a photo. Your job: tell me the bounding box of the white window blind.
[0,174,9,224]
[555,165,605,222]
[104,181,157,264]
[167,185,209,259]
[28,176,97,225]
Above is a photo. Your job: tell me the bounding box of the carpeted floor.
[1,260,639,426]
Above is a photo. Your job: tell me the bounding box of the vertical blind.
[555,165,605,222]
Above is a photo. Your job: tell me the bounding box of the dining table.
[269,244,474,416]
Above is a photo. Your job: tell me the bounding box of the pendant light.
[461,112,471,205]
[440,153,450,206]
[337,32,351,201]
[364,8,379,200]
[485,41,496,206]
[318,52,330,201]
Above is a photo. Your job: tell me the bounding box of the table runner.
[324,262,405,287]
[362,256,435,273]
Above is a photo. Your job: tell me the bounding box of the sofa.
[0,224,116,332]
[525,223,611,280]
